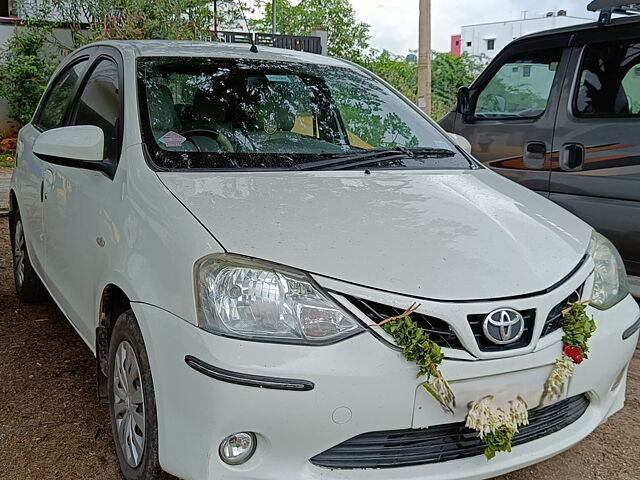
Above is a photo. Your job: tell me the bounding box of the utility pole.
[213,0,218,36]
[272,0,277,34]
[417,0,432,116]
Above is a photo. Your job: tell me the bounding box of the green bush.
[0,20,57,126]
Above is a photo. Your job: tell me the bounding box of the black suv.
[441,2,640,297]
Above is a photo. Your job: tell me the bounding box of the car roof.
[515,13,640,42]
[80,39,351,68]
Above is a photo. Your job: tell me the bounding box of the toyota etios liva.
[9,41,640,480]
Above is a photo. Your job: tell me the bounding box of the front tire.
[11,210,47,303]
[108,310,164,479]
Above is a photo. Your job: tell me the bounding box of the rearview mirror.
[457,86,474,123]
[33,125,114,177]
[34,125,104,162]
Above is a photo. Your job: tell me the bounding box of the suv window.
[71,59,121,160]
[475,49,561,119]
[35,59,88,130]
[575,41,640,117]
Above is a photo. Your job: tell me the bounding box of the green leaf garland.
[373,297,595,460]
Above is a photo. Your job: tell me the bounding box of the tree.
[365,49,418,101]
[0,19,56,125]
[20,0,218,49]
[252,0,370,63]
[366,49,484,120]
[431,51,484,119]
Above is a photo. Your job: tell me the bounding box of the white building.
[457,11,593,59]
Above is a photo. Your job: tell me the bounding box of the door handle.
[41,168,54,201]
[523,142,546,169]
[560,143,585,171]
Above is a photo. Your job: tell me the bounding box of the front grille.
[342,295,463,350]
[542,287,583,337]
[467,309,536,352]
[310,394,589,469]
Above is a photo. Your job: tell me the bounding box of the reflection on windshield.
[138,57,470,170]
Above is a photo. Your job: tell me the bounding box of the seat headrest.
[148,84,180,133]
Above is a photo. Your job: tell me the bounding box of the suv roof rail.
[587,1,640,24]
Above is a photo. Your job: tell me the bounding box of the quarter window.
[575,41,640,116]
[71,59,121,160]
[475,49,561,119]
[35,59,88,130]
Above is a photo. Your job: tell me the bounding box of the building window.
[522,65,531,77]
[512,66,519,73]
[466,41,472,47]
[487,39,495,50]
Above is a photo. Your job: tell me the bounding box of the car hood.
[158,169,592,301]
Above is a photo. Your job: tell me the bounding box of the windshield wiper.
[291,146,457,171]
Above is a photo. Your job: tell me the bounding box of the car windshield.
[137,56,473,170]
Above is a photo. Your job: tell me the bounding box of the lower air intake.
[310,394,589,469]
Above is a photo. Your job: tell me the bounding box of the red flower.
[563,345,583,364]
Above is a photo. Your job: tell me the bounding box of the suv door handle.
[560,143,585,171]
[523,142,546,169]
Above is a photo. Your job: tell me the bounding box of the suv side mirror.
[457,86,474,123]
[33,125,114,176]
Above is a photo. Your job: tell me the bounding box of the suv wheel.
[12,211,47,303]
[108,310,165,479]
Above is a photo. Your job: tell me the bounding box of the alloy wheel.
[13,219,26,288]
[112,341,146,468]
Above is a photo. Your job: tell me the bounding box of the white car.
[9,41,640,480]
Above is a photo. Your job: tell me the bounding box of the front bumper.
[132,285,639,480]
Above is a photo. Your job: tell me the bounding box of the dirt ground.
[0,215,638,480]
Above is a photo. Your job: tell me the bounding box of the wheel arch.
[96,283,132,402]
[8,189,18,244]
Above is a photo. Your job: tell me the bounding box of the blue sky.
[350,0,598,53]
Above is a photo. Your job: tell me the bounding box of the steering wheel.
[180,129,235,153]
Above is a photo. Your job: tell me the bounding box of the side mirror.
[34,125,104,162]
[447,133,472,155]
[33,125,114,177]
[457,86,474,123]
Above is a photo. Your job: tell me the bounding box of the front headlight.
[588,231,629,310]
[195,255,363,344]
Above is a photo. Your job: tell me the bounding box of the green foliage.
[21,0,218,49]
[382,316,444,379]
[562,303,596,358]
[381,314,454,410]
[0,19,56,126]
[431,52,484,120]
[483,425,515,459]
[252,0,371,63]
[365,50,484,120]
[365,49,417,100]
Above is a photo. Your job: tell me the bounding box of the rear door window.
[475,49,562,119]
[575,41,640,117]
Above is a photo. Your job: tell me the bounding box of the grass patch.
[0,151,15,168]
